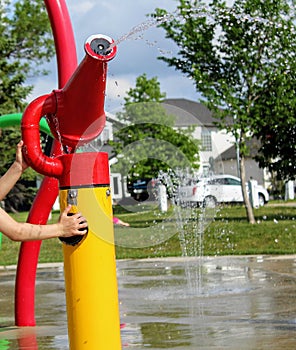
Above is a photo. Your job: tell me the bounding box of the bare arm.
[0,205,88,241]
[0,141,28,201]
[0,141,88,241]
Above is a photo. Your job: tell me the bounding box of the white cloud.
[26,75,57,102]
[161,75,197,100]
[105,76,131,112]
[69,1,96,16]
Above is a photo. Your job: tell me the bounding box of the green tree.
[0,127,39,212]
[254,68,296,181]
[0,0,54,114]
[111,74,200,183]
[152,0,296,223]
[0,0,55,210]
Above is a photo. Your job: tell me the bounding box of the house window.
[202,165,210,176]
[112,176,119,195]
[102,126,110,143]
[201,129,212,151]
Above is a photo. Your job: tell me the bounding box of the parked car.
[177,174,269,208]
[127,178,155,201]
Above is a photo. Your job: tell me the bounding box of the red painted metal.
[21,93,64,177]
[15,0,78,326]
[59,152,110,188]
[44,0,78,87]
[21,34,116,177]
[47,34,117,149]
[16,0,117,327]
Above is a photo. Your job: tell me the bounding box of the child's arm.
[0,205,88,241]
[0,141,28,201]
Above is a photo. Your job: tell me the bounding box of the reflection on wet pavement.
[1,255,296,349]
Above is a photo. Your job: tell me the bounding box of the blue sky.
[27,0,198,113]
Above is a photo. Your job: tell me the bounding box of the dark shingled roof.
[163,98,217,127]
[219,139,261,160]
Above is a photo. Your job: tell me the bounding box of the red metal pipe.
[44,0,78,87]
[47,34,117,149]
[21,94,64,177]
[15,176,59,326]
[16,0,118,328]
[21,34,117,178]
[15,0,78,326]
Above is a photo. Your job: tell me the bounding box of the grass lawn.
[0,201,295,266]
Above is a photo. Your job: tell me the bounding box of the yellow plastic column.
[59,153,121,350]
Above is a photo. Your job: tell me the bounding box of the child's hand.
[58,205,88,237]
[15,140,29,172]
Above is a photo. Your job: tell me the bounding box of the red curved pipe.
[44,0,77,87]
[21,94,64,177]
[22,34,117,174]
[15,0,77,326]
[15,0,117,327]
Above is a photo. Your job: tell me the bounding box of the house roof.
[106,98,217,128]
[163,98,217,127]
[218,138,261,160]
[106,111,124,126]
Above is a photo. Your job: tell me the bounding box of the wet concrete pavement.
[1,255,296,349]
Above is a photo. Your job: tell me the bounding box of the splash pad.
[1,255,296,349]
[1,0,121,349]
[1,1,295,349]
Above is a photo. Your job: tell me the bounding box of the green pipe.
[0,338,9,349]
[0,113,52,135]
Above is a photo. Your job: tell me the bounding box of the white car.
[177,174,269,208]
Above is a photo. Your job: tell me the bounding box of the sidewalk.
[266,201,296,207]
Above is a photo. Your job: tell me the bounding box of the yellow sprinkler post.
[58,152,121,350]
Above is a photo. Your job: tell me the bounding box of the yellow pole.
[59,153,121,350]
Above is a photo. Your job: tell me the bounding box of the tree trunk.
[240,155,256,224]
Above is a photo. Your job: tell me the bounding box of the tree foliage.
[111,74,200,181]
[0,0,54,210]
[253,65,296,180]
[0,0,54,114]
[0,127,39,212]
[152,0,296,222]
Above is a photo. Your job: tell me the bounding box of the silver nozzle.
[90,37,111,56]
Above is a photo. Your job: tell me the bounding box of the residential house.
[163,98,235,177]
[91,98,267,202]
[163,98,268,187]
